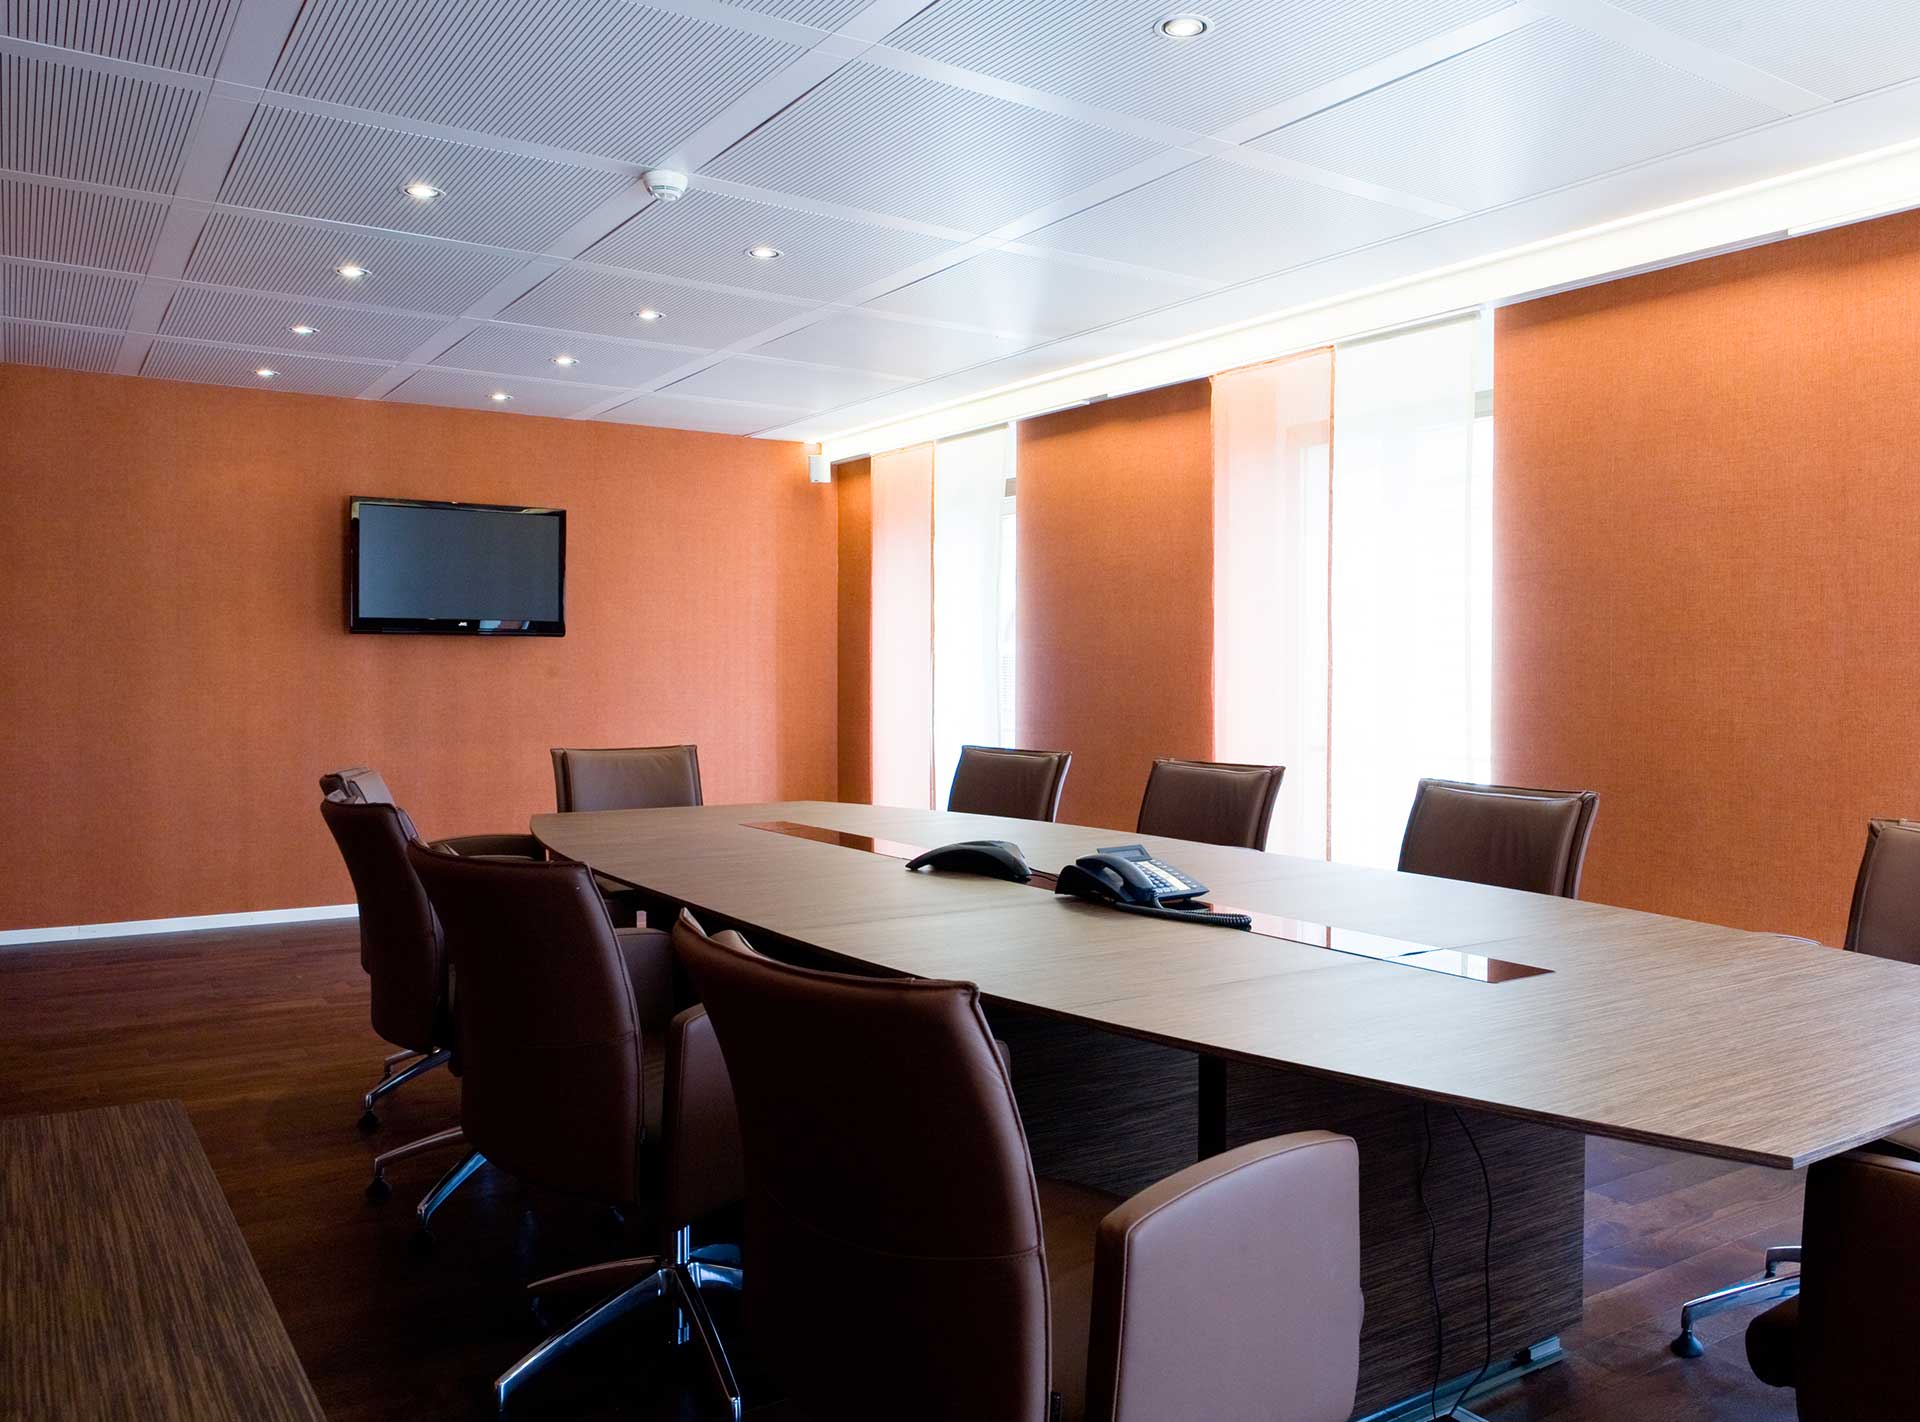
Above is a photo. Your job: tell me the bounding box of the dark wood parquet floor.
[0,920,1803,1421]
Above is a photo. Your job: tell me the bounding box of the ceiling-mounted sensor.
[642,169,689,203]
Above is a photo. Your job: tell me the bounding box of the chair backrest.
[1397,778,1599,898]
[1846,819,1920,964]
[551,744,703,813]
[947,745,1073,822]
[671,911,1051,1422]
[1135,758,1285,850]
[408,846,646,1204]
[319,794,443,1054]
[319,766,398,806]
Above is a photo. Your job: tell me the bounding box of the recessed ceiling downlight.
[403,181,442,202]
[1157,12,1210,37]
[746,244,783,261]
[635,307,665,322]
[336,263,368,280]
[489,391,511,402]
[256,367,278,379]
[552,354,579,367]
[290,324,316,336]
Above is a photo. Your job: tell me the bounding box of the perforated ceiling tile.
[1,260,137,327]
[660,355,907,407]
[157,286,453,360]
[1253,19,1781,213]
[864,247,1199,335]
[220,107,633,252]
[0,179,167,271]
[716,0,870,27]
[0,52,202,192]
[498,265,806,347]
[881,0,1511,134]
[3,0,242,75]
[704,62,1160,232]
[432,324,696,386]
[598,391,808,435]
[1021,158,1429,283]
[384,365,620,417]
[181,211,523,313]
[1,317,120,371]
[141,339,390,397]
[749,308,1030,378]
[269,0,800,164]
[1610,0,1920,101]
[581,188,961,301]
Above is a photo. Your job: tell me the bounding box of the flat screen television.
[348,497,565,636]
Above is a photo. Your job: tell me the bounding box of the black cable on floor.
[1440,1106,1496,1421]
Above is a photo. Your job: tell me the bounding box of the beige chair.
[1136,758,1284,850]
[946,745,1073,822]
[1675,819,1920,1357]
[671,908,1362,1422]
[1397,778,1598,898]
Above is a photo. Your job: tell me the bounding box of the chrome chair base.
[365,1125,466,1202]
[409,1149,487,1252]
[495,1238,742,1418]
[359,1047,451,1131]
[1671,1244,1801,1357]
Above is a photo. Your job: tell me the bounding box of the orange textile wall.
[0,364,837,932]
[1496,209,1920,944]
[1017,381,1215,829]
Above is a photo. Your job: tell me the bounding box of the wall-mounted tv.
[348,497,565,636]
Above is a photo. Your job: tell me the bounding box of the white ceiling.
[2,0,1918,440]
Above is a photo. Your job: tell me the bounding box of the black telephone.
[905,839,1032,883]
[1054,845,1250,929]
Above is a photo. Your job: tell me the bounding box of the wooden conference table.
[535,801,1920,1418]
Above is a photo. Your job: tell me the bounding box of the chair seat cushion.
[1746,1296,1799,1388]
[1038,1176,1120,1422]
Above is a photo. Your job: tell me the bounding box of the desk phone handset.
[1054,845,1251,930]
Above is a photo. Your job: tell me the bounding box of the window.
[1214,314,1491,866]
[932,426,1017,803]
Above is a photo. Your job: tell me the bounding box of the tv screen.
[348,497,565,636]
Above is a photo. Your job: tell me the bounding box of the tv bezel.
[347,496,567,637]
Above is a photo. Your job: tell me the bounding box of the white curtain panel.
[931,426,1016,806]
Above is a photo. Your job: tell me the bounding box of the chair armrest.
[1084,1131,1361,1422]
[661,1005,745,1231]
[1794,1148,1920,1419]
[431,832,544,860]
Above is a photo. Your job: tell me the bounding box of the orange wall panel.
[0,365,838,931]
[1016,381,1215,830]
[1495,210,1920,943]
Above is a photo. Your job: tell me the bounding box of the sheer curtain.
[1328,315,1488,868]
[870,443,934,809]
[931,426,1016,805]
[1212,350,1333,855]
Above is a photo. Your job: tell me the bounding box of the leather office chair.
[318,768,542,1130]
[408,847,743,1417]
[550,745,702,926]
[1136,758,1285,850]
[1745,1148,1920,1420]
[1673,818,1920,1357]
[671,909,1362,1422]
[947,745,1073,821]
[1397,778,1599,898]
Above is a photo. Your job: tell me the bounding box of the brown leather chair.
[551,744,703,813]
[1136,758,1284,850]
[1675,819,1920,1359]
[408,847,743,1416]
[1397,778,1599,897]
[550,745,702,926]
[1745,1148,1920,1420]
[671,909,1361,1422]
[947,745,1073,821]
[318,768,542,1130]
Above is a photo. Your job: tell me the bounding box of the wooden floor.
[0,920,1803,1421]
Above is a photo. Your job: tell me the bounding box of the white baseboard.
[0,903,359,947]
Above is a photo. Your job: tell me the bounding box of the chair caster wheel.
[358,1110,380,1134]
[1671,1331,1704,1359]
[409,1228,436,1256]
[365,1175,391,1203]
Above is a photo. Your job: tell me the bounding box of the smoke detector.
[642,169,689,203]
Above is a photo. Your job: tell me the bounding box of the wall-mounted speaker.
[808,454,832,484]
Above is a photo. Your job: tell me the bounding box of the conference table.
[534,801,1920,1419]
